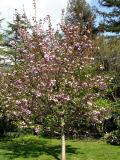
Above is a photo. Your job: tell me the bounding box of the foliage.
[95,98,111,108]
[93,35,120,135]
[2,9,31,64]
[104,130,120,145]
[0,14,4,42]
[5,9,30,41]
[94,35,120,57]
[66,0,95,30]
[0,117,17,137]
[97,0,120,33]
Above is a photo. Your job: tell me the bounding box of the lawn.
[0,135,119,160]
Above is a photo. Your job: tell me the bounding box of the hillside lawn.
[0,135,119,160]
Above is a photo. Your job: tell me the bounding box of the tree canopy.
[66,0,95,29]
[6,9,30,41]
[97,0,120,33]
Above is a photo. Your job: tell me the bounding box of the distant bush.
[104,130,120,145]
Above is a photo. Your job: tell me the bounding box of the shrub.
[0,118,18,137]
[104,130,120,145]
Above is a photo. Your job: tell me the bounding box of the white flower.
[87,101,92,106]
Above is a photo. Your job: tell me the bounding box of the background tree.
[5,9,30,42]
[97,0,120,33]
[0,13,4,42]
[4,9,31,64]
[66,0,95,30]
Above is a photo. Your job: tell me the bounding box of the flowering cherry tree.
[0,7,111,160]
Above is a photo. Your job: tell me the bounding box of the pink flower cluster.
[44,53,55,62]
[90,107,110,124]
[49,94,70,103]
[21,107,32,116]
[16,99,28,106]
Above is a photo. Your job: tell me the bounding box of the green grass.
[0,135,119,160]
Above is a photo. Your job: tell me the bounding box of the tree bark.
[61,117,66,160]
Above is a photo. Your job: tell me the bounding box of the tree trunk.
[61,117,66,160]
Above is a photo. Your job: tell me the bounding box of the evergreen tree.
[66,0,95,29]
[4,9,31,64]
[97,0,120,33]
[6,9,30,42]
[0,14,4,41]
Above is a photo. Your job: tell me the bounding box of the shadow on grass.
[0,136,78,160]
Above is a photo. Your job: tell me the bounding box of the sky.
[0,0,97,29]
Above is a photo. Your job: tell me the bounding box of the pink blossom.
[16,99,28,106]
[15,79,22,85]
[16,100,21,105]
[49,94,70,103]
[44,53,55,62]
[32,90,42,98]
[49,79,56,87]
[82,82,88,88]
[21,107,31,115]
